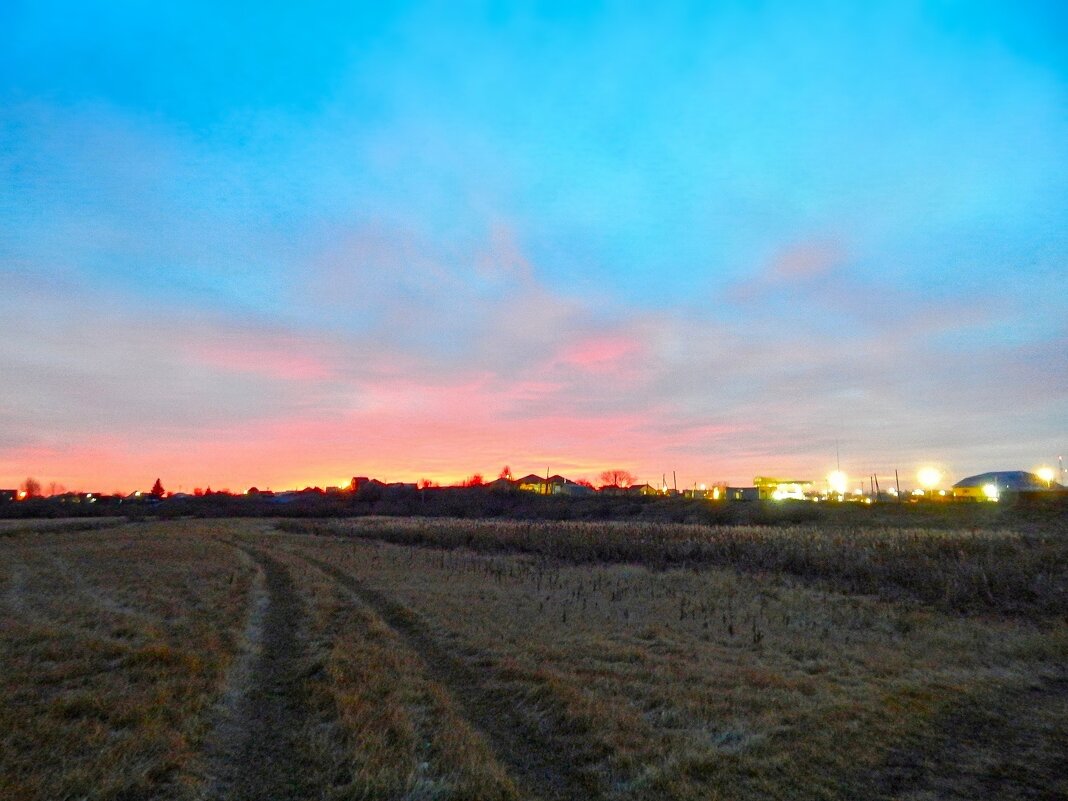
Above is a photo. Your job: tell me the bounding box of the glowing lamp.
[917,467,942,491]
[827,470,848,495]
[982,483,999,501]
[1036,467,1055,487]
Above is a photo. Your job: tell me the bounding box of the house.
[549,476,594,496]
[952,471,1062,501]
[516,474,549,493]
[627,483,661,497]
[724,486,759,501]
[0,489,16,503]
[685,483,728,500]
[754,476,814,501]
[515,474,593,496]
[348,476,383,492]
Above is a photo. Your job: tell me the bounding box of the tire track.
[294,550,600,801]
[201,541,327,801]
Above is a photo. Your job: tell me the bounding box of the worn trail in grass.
[205,542,328,801]
[296,549,598,801]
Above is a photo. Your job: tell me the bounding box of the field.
[1,517,1066,800]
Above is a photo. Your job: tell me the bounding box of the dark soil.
[205,544,328,801]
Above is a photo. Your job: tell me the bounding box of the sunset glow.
[1,2,1065,492]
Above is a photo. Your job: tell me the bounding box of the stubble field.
[1,516,1066,800]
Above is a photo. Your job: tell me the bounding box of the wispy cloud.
[2,2,1065,490]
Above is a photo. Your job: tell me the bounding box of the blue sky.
[1,1,1065,490]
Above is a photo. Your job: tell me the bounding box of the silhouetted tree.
[599,470,637,489]
[498,465,513,480]
[21,477,42,498]
[150,478,165,498]
[464,473,485,487]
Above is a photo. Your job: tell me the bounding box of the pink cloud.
[554,334,644,371]
[729,238,845,302]
[188,340,335,381]
[769,240,843,280]
[2,225,1062,494]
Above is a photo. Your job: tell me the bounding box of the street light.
[1036,467,1055,488]
[917,467,942,497]
[827,470,848,497]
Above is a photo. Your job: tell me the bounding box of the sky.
[1,0,1066,493]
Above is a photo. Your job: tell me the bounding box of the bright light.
[772,483,805,501]
[911,489,925,496]
[712,487,721,500]
[827,470,848,495]
[917,467,942,490]
[1036,467,1055,485]
[699,483,706,491]
[17,490,27,500]
[982,483,999,501]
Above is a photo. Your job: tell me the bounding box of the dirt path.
[201,542,327,801]
[295,550,599,801]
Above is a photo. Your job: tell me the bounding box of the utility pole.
[673,471,677,493]
[895,469,901,503]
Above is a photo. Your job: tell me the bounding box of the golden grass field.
[1,516,1066,800]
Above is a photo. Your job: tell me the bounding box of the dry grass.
[0,521,256,801]
[247,539,522,800]
[0,516,126,535]
[2,517,1066,799]
[280,516,1068,616]
[274,525,1068,800]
